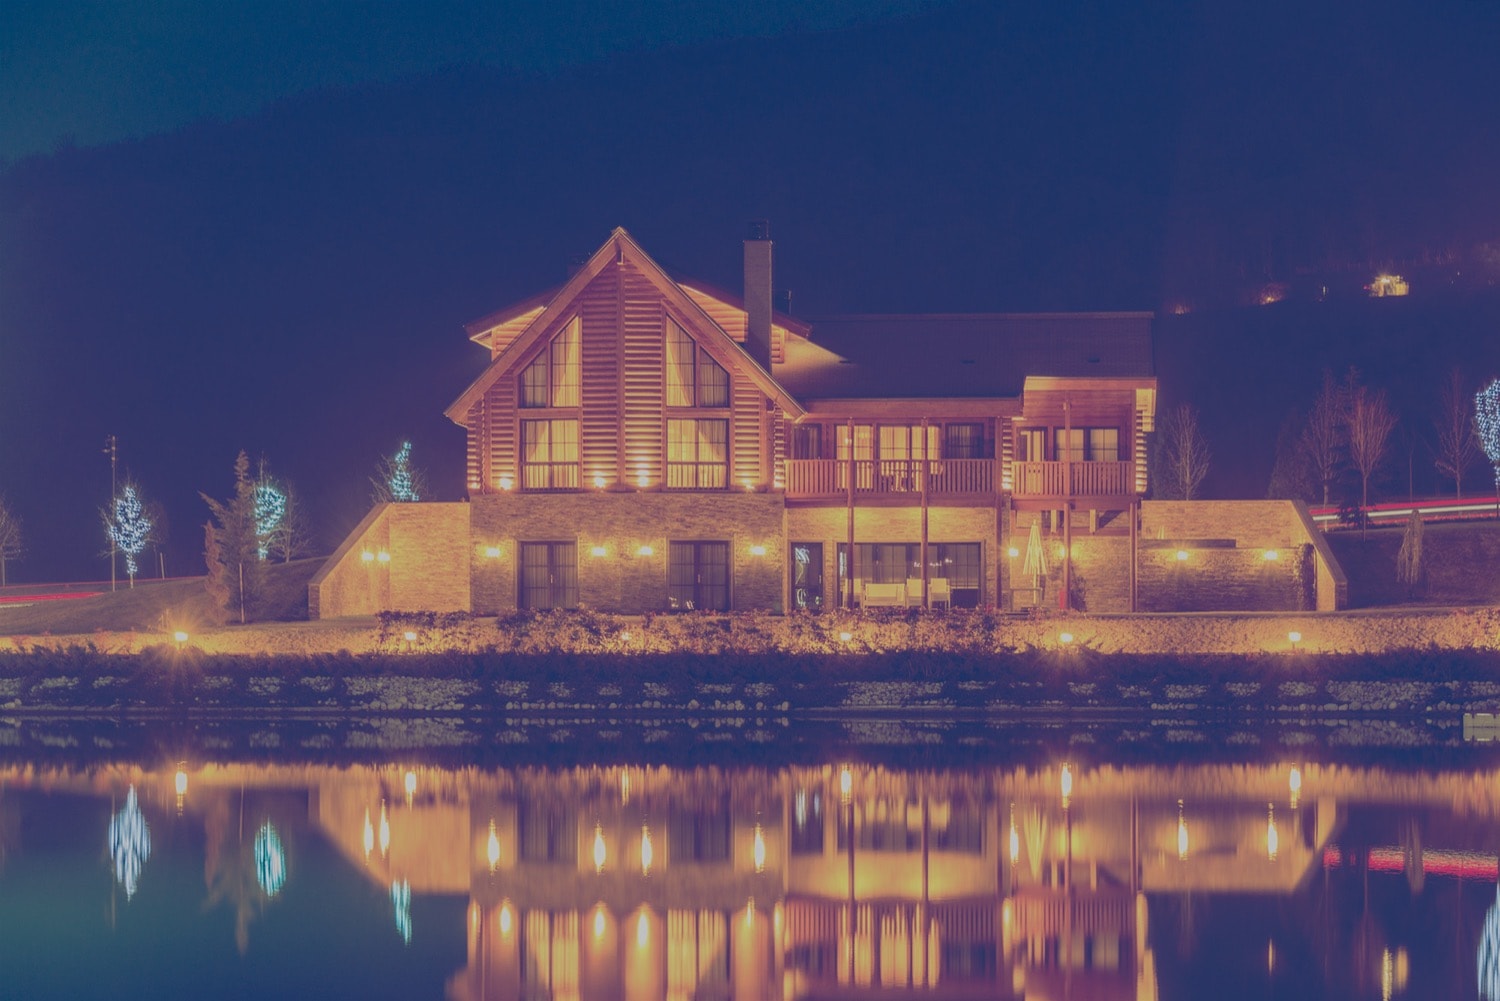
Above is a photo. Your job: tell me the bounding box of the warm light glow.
[1055,544,1067,559]
[1060,763,1073,804]
[1267,939,1276,975]
[594,473,607,489]
[1288,630,1302,644]
[1289,766,1303,809]
[594,825,607,872]
[636,544,654,557]
[174,769,188,797]
[1177,799,1189,860]
[640,826,653,875]
[361,550,375,563]
[745,897,756,927]
[1175,549,1189,561]
[753,823,767,872]
[637,472,649,489]
[484,545,501,558]
[403,630,417,643]
[636,911,650,946]
[499,902,513,935]
[839,765,853,802]
[379,801,391,857]
[1264,549,1280,561]
[743,479,754,492]
[1059,631,1074,645]
[1008,810,1020,865]
[498,475,513,491]
[749,544,767,557]
[1382,948,1393,1001]
[363,808,374,859]
[593,906,607,939]
[487,820,501,872]
[1007,546,1020,558]
[1267,804,1279,861]
[590,545,608,557]
[404,770,417,803]
[620,631,632,643]
[838,630,853,643]
[621,772,631,804]
[173,630,189,644]
[377,550,391,563]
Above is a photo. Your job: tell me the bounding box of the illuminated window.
[665,321,728,408]
[791,424,823,459]
[1055,427,1120,462]
[666,419,728,489]
[944,422,985,459]
[518,542,578,610]
[520,419,579,490]
[520,317,580,408]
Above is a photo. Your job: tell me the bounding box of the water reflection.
[1,756,1500,998]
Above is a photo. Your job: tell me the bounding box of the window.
[792,424,823,459]
[878,424,940,462]
[520,419,579,489]
[944,423,985,459]
[1087,427,1120,462]
[520,317,580,408]
[791,542,824,610]
[835,424,874,489]
[519,542,578,609]
[666,418,728,489]
[666,321,729,408]
[1055,428,1085,462]
[837,542,982,606]
[668,541,730,611]
[1016,428,1045,462]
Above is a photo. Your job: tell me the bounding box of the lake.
[0,712,1497,1000]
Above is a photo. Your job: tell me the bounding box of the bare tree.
[1158,404,1212,500]
[1434,366,1480,498]
[266,483,317,563]
[1395,514,1423,598]
[1300,369,1347,505]
[1345,373,1399,533]
[0,495,22,587]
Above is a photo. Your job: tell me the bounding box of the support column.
[920,418,930,608]
[846,419,856,609]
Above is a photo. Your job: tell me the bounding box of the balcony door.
[668,541,730,611]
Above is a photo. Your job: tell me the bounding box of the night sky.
[2,0,1498,583]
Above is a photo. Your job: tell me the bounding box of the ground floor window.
[791,542,824,610]
[668,541,730,611]
[518,541,578,609]
[835,541,982,607]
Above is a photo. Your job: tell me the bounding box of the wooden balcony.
[784,458,1136,503]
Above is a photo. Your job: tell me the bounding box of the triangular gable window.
[520,317,581,408]
[666,320,728,408]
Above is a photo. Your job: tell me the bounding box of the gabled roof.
[445,228,806,424]
[776,312,1155,401]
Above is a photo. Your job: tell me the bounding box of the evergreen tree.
[202,451,264,623]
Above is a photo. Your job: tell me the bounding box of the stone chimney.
[743,221,773,373]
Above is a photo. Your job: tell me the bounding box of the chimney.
[743,220,773,373]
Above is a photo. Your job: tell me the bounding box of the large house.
[311,225,1339,618]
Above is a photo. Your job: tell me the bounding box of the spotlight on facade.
[749,544,767,557]
[1288,630,1302,646]
[403,630,418,643]
[838,631,853,643]
[590,545,608,557]
[637,472,650,489]
[1175,549,1189,562]
[361,550,375,563]
[1058,631,1074,645]
[1264,549,1280,561]
[1007,546,1020,558]
[484,545,502,558]
[498,476,513,491]
[173,630,189,644]
[377,550,391,564]
[636,544,654,557]
[594,473,607,489]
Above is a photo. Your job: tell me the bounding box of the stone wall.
[470,492,785,613]
[309,503,471,618]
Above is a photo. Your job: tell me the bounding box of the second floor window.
[666,321,729,408]
[1056,427,1120,462]
[520,317,580,408]
[944,423,985,459]
[521,418,579,489]
[667,418,728,489]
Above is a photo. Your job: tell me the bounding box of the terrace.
[783,458,1136,502]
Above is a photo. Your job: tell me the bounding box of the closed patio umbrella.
[1021,518,1048,601]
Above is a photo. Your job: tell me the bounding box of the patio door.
[668,541,730,611]
[518,542,578,609]
[791,543,824,610]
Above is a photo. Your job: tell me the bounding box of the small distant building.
[1367,273,1410,297]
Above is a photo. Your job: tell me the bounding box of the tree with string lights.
[1476,378,1500,516]
[104,484,154,588]
[372,440,426,504]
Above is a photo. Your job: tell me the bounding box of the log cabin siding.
[484,378,517,490]
[579,264,621,483]
[622,263,665,487]
[732,371,763,488]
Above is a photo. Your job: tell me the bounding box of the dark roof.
[777,312,1155,400]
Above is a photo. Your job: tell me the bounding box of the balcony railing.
[784,459,1134,500]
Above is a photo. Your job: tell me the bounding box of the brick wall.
[309,503,471,618]
[471,492,785,613]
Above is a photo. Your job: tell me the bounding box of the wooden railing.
[1011,460,1133,498]
[784,459,994,498]
[785,458,1134,500]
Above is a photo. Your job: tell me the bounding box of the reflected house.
[314,224,1218,617]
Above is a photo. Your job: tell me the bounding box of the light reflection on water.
[0,728,1499,998]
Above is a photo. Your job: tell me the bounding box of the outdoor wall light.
[499,902,514,935]
[484,546,502,558]
[593,825,607,872]
[1059,631,1074,645]
[590,545,608,558]
[1264,549,1280,561]
[636,472,650,489]
[498,476,513,491]
[749,544,767,557]
[1060,763,1073,804]
[1175,550,1189,561]
[361,550,375,563]
[636,544,654,557]
[593,473,607,489]
[743,480,755,492]
[487,820,501,873]
[173,630,189,644]
[1055,545,1068,559]
[1007,546,1020,558]
[1288,630,1302,645]
[175,768,189,798]
[377,550,391,564]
